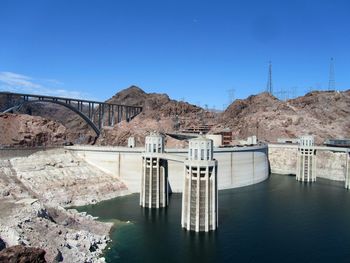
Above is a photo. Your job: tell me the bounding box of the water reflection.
[140,206,168,223]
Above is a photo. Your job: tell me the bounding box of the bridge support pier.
[140,132,168,208]
[296,135,316,182]
[181,137,218,232]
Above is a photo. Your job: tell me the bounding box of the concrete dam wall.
[67,145,269,193]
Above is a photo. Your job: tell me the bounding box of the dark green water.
[77,174,350,263]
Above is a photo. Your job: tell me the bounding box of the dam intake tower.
[181,137,218,232]
[296,135,317,182]
[140,132,169,208]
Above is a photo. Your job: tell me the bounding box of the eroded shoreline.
[0,148,131,262]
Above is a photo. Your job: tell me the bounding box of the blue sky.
[0,0,349,109]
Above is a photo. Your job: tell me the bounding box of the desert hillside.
[214,90,350,144]
[1,87,349,147]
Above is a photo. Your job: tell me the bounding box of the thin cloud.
[0,71,92,100]
[41,78,64,86]
[0,72,41,91]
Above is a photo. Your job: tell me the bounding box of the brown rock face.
[21,103,96,144]
[215,90,350,144]
[0,113,69,147]
[0,245,46,263]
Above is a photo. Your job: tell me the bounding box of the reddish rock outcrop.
[0,245,46,263]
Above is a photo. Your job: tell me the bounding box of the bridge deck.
[0,91,142,108]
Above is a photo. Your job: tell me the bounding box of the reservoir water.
[77,174,350,262]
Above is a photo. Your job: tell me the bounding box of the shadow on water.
[76,174,350,263]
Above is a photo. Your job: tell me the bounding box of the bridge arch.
[3,99,100,136]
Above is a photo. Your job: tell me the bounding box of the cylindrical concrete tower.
[181,137,218,232]
[140,132,168,208]
[296,135,317,182]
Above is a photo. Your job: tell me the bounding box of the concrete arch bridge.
[0,92,142,136]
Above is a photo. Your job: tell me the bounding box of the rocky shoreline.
[0,148,130,262]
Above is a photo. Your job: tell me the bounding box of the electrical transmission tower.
[266,61,273,95]
[328,57,335,90]
[227,88,235,104]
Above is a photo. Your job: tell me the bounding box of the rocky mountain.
[214,90,350,144]
[96,86,217,147]
[106,86,208,119]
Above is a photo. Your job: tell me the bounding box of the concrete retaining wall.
[268,144,349,181]
[67,145,269,193]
